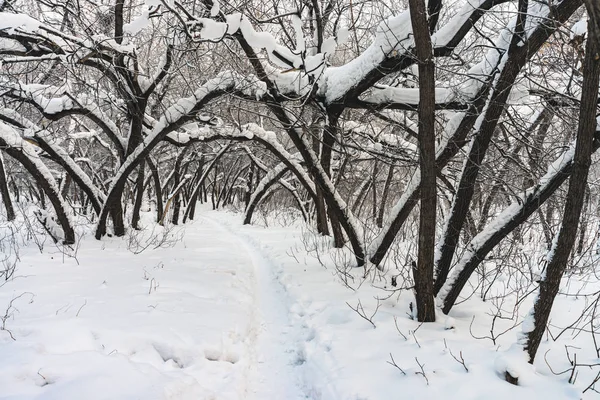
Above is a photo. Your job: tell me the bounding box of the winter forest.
[1,0,600,398]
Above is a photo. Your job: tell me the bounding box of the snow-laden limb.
[321,11,413,103]
[241,123,316,198]
[0,107,106,213]
[1,81,126,157]
[368,0,579,267]
[244,162,287,220]
[437,130,600,313]
[433,0,581,300]
[183,143,231,222]
[95,71,268,238]
[162,122,317,209]
[0,121,75,244]
[35,133,106,212]
[1,82,75,114]
[354,86,465,110]
[431,0,505,48]
[243,147,309,196]
[0,11,134,57]
[372,9,518,245]
[169,0,503,104]
[243,148,309,223]
[327,0,509,104]
[161,124,317,203]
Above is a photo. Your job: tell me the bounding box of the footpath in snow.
[0,212,311,399]
[0,209,591,399]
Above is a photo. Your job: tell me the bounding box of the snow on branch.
[0,107,105,208]
[352,85,466,110]
[1,81,126,155]
[0,121,73,232]
[436,128,600,307]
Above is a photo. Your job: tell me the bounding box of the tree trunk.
[409,0,436,322]
[0,142,75,244]
[312,122,330,236]
[0,153,15,221]
[376,164,394,228]
[371,160,378,221]
[523,17,600,365]
[131,162,145,230]
[245,161,254,208]
[146,157,163,222]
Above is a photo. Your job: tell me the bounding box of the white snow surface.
[0,208,594,399]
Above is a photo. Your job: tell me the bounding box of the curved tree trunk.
[0,127,74,244]
[0,153,15,221]
[183,144,231,221]
[244,165,289,224]
[376,164,394,228]
[523,16,600,366]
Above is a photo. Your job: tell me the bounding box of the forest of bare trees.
[1,0,600,386]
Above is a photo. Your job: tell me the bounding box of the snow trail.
[201,215,311,400]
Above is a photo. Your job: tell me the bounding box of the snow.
[365,85,453,105]
[436,140,578,305]
[0,208,592,399]
[0,37,26,52]
[571,18,587,39]
[337,27,350,45]
[210,0,220,17]
[239,17,301,69]
[291,14,305,53]
[322,11,413,103]
[0,122,74,229]
[124,10,150,35]
[225,13,242,34]
[0,12,40,33]
[196,18,227,41]
[431,0,486,48]
[1,82,82,116]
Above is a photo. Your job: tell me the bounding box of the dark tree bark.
[576,186,591,254]
[371,160,378,221]
[409,0,437,322]
[311,122,329,236]
[434,0,544,295]
[0,154,15,221]
[131,162,145,230]
[171,145,193,225]
[376,164,394,228]
[523,15,600,365]
[245,161,254,208]
[244,167,289,224]
[369,0,580,267]
[0,143,75,244]
[146,157,163,222]
[321,116,345,248]
[114,0,125,44]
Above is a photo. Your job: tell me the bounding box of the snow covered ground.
[0,208,597,399]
